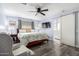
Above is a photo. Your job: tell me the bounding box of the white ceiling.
[2,3,79,20]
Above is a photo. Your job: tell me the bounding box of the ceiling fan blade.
[26,11,37,12]
[40,12,45,16]
[41,9,48,12]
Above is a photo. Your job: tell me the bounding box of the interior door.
[76,12,79,48]
[60,14,75,47]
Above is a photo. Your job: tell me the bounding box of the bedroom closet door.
[60,14,75,47]
[76,12,79,48]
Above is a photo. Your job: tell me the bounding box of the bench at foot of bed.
[26,39,48,48]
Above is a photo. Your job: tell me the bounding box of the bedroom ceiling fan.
[34,7,48,16]
[21,3,48,16]
[27,6,48,16]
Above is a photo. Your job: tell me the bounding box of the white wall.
[0,4,6,25]
[0,4,7,33]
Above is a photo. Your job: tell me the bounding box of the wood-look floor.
[30,39,79,56]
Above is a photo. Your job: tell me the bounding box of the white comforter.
[18,32,48,46]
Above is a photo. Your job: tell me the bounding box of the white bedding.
[18,32,48,46]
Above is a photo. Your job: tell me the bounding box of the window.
[42,22,51,28]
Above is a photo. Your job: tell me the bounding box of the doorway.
[53,18,61,40]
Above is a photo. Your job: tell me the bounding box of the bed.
[18,32,49,48]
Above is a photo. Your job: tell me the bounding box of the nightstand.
[10,34,20,44]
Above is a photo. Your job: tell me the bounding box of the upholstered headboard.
[19,28,31,33]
